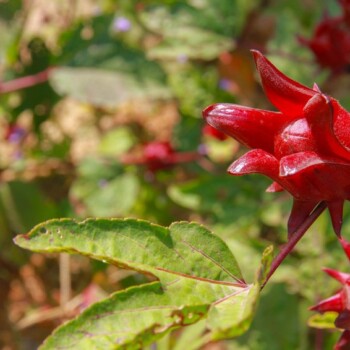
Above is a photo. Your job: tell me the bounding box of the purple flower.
[112,17,131,32]
[6,125,26,144]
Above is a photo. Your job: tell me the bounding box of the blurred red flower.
[121,141,199,172]
[299,0,350,73]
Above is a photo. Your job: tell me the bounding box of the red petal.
[310,291,345,313]
[228,149,279,179]
[280,152,350,201]
[304,94,350,161]
[287,199,319,238]
[327,200,344,236]
[279,151,324,177]
[251,50,315,117]
[323,268,350,284]
[202,103,284,153]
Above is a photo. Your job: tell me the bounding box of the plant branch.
[0,68,53,94]
[59,253,71,310]
[261,201,327,290]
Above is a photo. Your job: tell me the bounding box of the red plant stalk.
[261,201,327,289]
[0,67,53,94]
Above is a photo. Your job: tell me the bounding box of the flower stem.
[261,201,327,290]
[0,68,53,94]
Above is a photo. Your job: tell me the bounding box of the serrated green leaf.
[39,281,210,349]
[14,219,243,282]
[14,218,263,348]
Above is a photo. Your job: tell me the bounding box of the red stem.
[261,201,327,290]
[0,68,53,94]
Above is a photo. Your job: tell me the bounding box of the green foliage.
[1,0,349,349]
[14,219,270,348]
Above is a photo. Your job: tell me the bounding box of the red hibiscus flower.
[299,1,350,73]
[203,50,350,238]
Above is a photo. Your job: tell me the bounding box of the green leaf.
[168,175,268,227]
[40,281,210,349]
[15,219,243,282]
[98,127,135,157]
[70,158,139,217]
[0,181,59,233]
[14,219,263,348]
[49,66,171,108]
[256,246,274,287]
[308,312,338,330]
[147,30,233,61]
[52,16,172,107]
[71,173,140,217]
[141,0,254,60]
[207,282,260,340]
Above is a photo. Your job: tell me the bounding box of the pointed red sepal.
[202,103,284,153]
[323,268,350,284]
[287,200,319,238]
[310,291,345,313]
[335,330,350,350]
[266,182,284,192]
[339,238,350,261]
[228,149,279,179]
[251,50,315,118]
[327,200,344,236]
[313,82,322,92]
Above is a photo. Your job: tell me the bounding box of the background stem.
[59,253,71,310]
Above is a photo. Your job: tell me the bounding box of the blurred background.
[1,0,350,349]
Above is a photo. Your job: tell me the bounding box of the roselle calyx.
[310,238,350,349]
[299,0,350,74]
[203,50,350,238]
[120,141,200,172]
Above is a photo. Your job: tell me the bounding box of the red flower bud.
[203,50,350,237]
